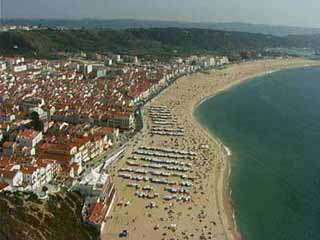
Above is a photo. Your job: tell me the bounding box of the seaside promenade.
[102,58,320,240]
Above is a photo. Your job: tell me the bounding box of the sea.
[194,66,320,240]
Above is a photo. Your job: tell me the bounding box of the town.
[0,52,229,231]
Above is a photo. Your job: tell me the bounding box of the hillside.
[0,28,319,59]
[0,191,99,240]
[0,28,291,58]
[4,19,320,36]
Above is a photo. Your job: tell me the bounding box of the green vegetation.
[0,28,310,59]
[29,111,44,132]
[0,191,99,240]
[1,28,320,60]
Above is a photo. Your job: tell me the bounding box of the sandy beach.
[102,58,320,240]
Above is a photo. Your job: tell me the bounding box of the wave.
[223,145,232,156]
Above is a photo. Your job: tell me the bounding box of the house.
[69,162,83,179]
[0,93,9,103]
[16,129,43,148]
[0,181,10,192]
[102,112,135,130]
[79,64,93,75]
[72,136,92,165]
[88,202,105,226]
[94,67,107,78]
[34,160,59,187]
[0,61,7,71]
[2,141,16,156]
[90,135,104,159]
[81,174,116,228]
[0,123,10,133]
[0,112,15,122]
[21,165,37,185]
[13,64,27,73]
[94,127,118,144]
[0,169,23,187]
[21,160,60,190]
[37,143,76,167]
[209,57,216,66]
[38,137,96,172]
[19,97,45,112]
[29,107,48,121]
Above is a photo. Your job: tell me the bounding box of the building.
[115,55,121,63]
[19,97,45,112]
[94,127,119,143]
[29,107,48,121]
[13,64,27,73]
[0,181,10,192]
[21,165,37,186]
[16,129,43,148]
[0,112,15,122]
[0,169,23,187]
[2,141,16,156]
[38,143,76,167]
[0,61,7,71]
[79,171,116,228]
[105,59,112,66]
[95,67,107,78]
[209,57,216,66]
[101,112,135,130]
[20,161,60,191]
[0,93,9,103]
[81,64,93,75]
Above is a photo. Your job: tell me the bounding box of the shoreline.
[191,61,320,240]
[102,58,320,240]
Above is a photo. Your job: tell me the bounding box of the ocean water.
[195,67,320,240]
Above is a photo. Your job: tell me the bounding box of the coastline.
[191,60,320,240]
[102,58,320,240]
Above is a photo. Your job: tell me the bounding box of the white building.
[209,58,216,66]
[0,170,23,187]
[21,161,59,191]
[86,64,93,75]
[13,64,27,73]
[106,59,113,66]
[115,55,121,63]
[0,61,7,71]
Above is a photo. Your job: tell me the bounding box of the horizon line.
[2,17,320,30]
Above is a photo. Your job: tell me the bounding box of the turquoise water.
[195,67,320,240]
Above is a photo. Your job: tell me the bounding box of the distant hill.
[0,28,319,59]
[4,19,320,37]
[0,28,290,58]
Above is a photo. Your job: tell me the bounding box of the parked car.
[119,230,128,238]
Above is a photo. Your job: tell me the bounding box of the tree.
[30,111,44,132]
[42,186,48,193]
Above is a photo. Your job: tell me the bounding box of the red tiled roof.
[88,202,105,225]
[110,111,130,119]
[0,181,9,191]
[97,127,116,134]
[2,141,15,148]
[17,129,40,140]
[21,165,37,175]
[0,170,17,179]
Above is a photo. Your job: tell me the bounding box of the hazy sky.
[3,0,320,27]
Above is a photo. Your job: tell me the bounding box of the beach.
[102,58,320,240]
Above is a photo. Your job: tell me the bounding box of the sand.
[101,58,320,240]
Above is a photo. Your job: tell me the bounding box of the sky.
[3,0,320,28]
